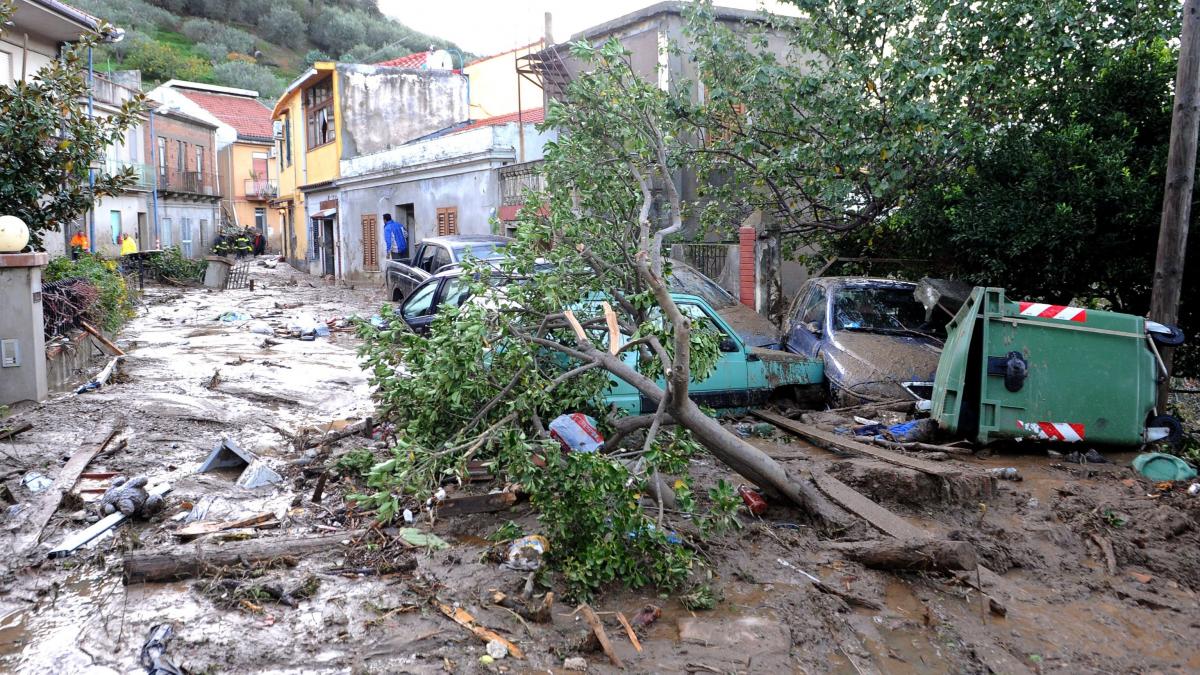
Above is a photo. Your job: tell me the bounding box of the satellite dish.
[428,49,454,70]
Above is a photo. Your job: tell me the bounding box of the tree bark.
[827,539,978,572]
[1151,0,1200,407]
[124,530,366,583]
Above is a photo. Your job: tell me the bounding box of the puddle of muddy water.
[0,566,120,673]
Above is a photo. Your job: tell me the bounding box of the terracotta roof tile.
[376,51,431,69]
[179,90,274,141]
[453,108,545,134]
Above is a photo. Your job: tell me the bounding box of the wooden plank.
[753,411,964,478]
[579,603,624,669]
[15,423,121,556]
[436,602,524,658]
[174,512,275,539]
[435,492,517,518]
[811,469,927,539]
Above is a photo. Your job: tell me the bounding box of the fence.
[679,242,734,282]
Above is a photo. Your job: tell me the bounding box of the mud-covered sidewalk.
[0,263,1198,674]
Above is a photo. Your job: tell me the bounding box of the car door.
[400,277,443,335]
[671,301,750,410]
[784,283,827,358]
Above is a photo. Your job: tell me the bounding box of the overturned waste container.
[931,287,1182,446]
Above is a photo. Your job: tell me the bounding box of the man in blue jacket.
[383,213,407,260]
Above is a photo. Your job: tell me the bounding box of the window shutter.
[362,214,378,271]
[436,207,459,236]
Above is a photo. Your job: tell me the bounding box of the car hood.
[825,331,942,387]
[716,304,780,347]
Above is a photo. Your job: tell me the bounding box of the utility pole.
[1151,0,1200,408]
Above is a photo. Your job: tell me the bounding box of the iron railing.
[499,160,544,206]
[158,169,217,196]
[244,179,278,200]
[680,242,735,281]
[102,160,154,190]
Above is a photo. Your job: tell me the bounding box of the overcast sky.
[376,0,800,57]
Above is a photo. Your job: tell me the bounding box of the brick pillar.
[738,225,756,308]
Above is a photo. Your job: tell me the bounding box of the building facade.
[272,61,470,277]
[144,107,220,257]
[147,81,277,251]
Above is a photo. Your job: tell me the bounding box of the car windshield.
[666,263,737,309]
[832,285,946,338]
[455,243,507,261]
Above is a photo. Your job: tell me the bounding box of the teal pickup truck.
[601,294,825,415]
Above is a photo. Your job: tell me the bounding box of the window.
[304,78,335,148]
[801,287,826,326]
[181,218,192,258]
[436,207,458,236]
[255,208,266,231]
[0,50,11,87]
[439,276,471,308]
[282,112,292,166]
[199,219,208,249]
[109,210,121,245]
[161,217,172,247]
[402,279,439,321]
[361,214,378,271]
[429,246,451,273]
[415,246,438,272]
[309,217,320,260]
[176,140,187,173]
[195,146,204,176]
[157,137,167,177]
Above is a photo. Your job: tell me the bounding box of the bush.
[302,49,330,69]
[123,39,210,82]
[144,246,206,283]
[72,0,175,34]
[339,43,375,63]
[44,254,133,334]
[258,5,305,45]
[211,61,284,99]
[182,18,255,56]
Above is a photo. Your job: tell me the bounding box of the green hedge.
[45,254,134,334]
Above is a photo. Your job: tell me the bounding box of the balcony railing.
[499,160,544,206]
[102,160,154,190]
[244,179,279,200]
[158,169,217,196]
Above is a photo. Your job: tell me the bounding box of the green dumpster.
[931,287,1182,446]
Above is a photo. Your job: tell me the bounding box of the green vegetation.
[144,246,206,283]
[74,0,461,101]
[45,254,134,333]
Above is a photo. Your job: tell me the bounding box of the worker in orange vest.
[69,230,89,258]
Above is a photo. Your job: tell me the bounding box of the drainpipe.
[87,46,95,253]
[149,109,160,246]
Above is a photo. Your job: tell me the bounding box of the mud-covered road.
[0,262,1197,674]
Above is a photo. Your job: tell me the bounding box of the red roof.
[453,108,545,134]
[179,90,274,141]
[377,51,431,69]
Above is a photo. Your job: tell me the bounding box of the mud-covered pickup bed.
[384,235,511,302]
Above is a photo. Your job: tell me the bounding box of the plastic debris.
[549,413,603,453]
[397,527,449,549]
[247,320,273,335]
[563,656,588,671]
[1132,453,1197,482]
[486,639,508,659]
[234,459,283,489]
[140,623,184,675]
[402,508,414,524]
[1064,448,1111,465]
[887,418,936,443]
[738,484,768,515]
[1188,483,1200,496]
[479,655,495,666]
[988,467,1022,481]
[370,314,387,329]
[198,439,282,488]
[21,472,51,493]
[217,310,250,322]
[286,314,329,338]
[505,534,549,571]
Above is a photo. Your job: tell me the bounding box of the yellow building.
[148,81,279,251]
[462,41,545,121]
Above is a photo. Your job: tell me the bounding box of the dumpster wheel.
[1146,414,1183,446]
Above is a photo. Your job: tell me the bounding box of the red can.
[738,484,767,515]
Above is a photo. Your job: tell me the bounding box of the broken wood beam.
[436,601,524,658]
[173,512,275,539]
[123,529,366,583]
[16,421,122,556]
[80,321,125,356]
[753,410,964,479]
[578,603,624,669]
[299,419,372,450]
[827,538,978,572]
[435,491,517,517]
[0,421,33,441]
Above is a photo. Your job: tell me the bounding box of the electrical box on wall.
[1,339,19,367]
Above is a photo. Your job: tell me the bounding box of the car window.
[801,287,827,325]
[415,246,437,272]
[439,276,472,307]
[458,243,507,261]
[667,263,737,309]
[430,247,452,272]
[832,286,945,337]
[402,279,440,320]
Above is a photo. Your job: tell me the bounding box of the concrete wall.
[45,329,96,394]
[0,32,56,86]
[463,42,544,119]
[158,201,219,258]
[336,64,469,158]
[92,195,149,258]
[0,256,47,405]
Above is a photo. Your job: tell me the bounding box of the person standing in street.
[120,233,138,255]
[383,213,407,260]
[69,230,89,259]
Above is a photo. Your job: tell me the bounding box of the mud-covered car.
[783,277,947,404]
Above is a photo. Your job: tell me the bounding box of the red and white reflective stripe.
[1018,302,1086,322]
[1018,420,1085,442]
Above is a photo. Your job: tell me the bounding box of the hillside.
[74,0,461,101]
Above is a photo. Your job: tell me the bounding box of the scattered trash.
[479,655,495,666]
[486,639,508,659]
[549,413,604,453]
[630,604,662,628]
[198,439,282,488]
[1064,448,1111,464]
[286,314,329,339]
[397,527,449,549]
[988,467,1022,481]
[75,355,124,394]
[139,623,184,675]
[735,422,777,438]
[48,483,173,559]
[615,611,644,652]
[247,320,273,335]
[99,476,165,517]
[505,534,549,571]
[738,484,768,515]
[887,418,936,443]
[262,259,278,269]
[369,314,387,329]
[563,656,588,671]
[436,602,525,659]
[1188,483,1200,496]
[402,508,414,524]
[217,310,250,322]
[1132,453,1197,482]
[21,472,51,493]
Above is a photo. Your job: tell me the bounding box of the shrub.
[144,246,206,283]
[44,254,133,334]
[302,49,330,69]
[258,5,305,45]
[211,61,283,99]
[123,39,210,82]
[181,18,256,55]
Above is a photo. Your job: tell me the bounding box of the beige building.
[0,0,102,87]
[462,41,544,121]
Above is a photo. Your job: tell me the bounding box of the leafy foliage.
[0,5,145,250]
[144,246,206,282]
[44,254,134,333]
[211,62,284,98]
